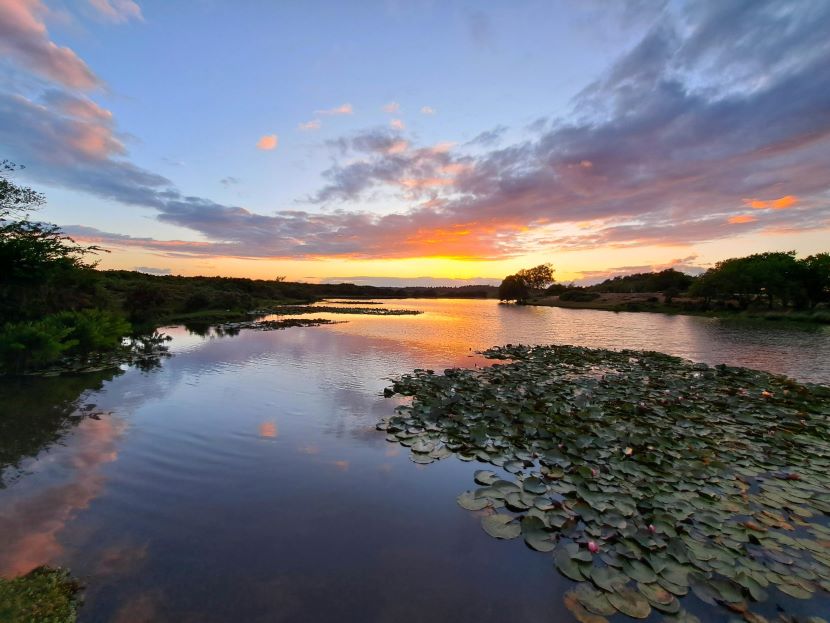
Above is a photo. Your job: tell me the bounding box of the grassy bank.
[527,293,830,324]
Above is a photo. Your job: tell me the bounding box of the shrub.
[559,290,600,302]
[54,309,131,354]
[0,317,76,373]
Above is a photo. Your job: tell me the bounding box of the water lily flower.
[648,524,656,534]
[591,468,598,477]
[624,447,633,456]
[588,541,600,553]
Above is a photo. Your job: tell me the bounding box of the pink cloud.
[298,119,321,131]
[389,119,405,130]
[0,0,99,89]
[256,134,278,150]
[88,0,143,23]
[382,102,400,113]
[315,103,353,116]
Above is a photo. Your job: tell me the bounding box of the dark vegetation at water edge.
[0,566,82,623]
[381,344,830,622]
[499,256,830,322]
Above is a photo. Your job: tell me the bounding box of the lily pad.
[457,490,491,511]
[607,586,652,619]
[481,514,521,539]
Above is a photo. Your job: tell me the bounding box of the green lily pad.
[555,549,586,581]
[457,490,491,511]
[590,566,627,592]
[607,586,652,619]
[481,514,521,539]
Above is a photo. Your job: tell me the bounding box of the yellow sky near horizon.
[95,226,830,284]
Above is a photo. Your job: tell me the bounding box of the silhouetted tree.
[499,275,530,303]
[516,263,555,290]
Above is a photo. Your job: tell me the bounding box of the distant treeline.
[501,254,829,316]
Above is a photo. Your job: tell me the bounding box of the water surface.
[1,300,828,622]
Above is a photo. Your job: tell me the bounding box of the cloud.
[4,0,830,263]
[220,176,239,186]
[315,103,353,116]
[728,214,757,225]
[389,118,405,130]
[133,266,171,275]
[743,195,798,210]
[298,119,321,131]
[420,106,436,115]
[382,102,400,113]
[0,0,99,89]
[88,0,143,23]
[466,126,507,147]
[256,134,278,150]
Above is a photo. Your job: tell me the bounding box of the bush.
[54,309,131,354]
[0,317,76,372]
[0,309,130,373]
[559,290,600,302]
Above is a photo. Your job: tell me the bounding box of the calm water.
[1,300,828,622]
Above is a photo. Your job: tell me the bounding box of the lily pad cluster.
[269,305,422,316]
[216,317,340,332]
[379,345,830,622]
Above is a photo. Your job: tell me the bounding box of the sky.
[1,0,828,286]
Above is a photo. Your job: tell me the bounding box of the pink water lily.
[588,541,600,553]
[648,524,656,534]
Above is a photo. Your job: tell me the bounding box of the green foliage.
[0,317,76,373]
[0,310,130,373]
[498,274,530,303]
[0,566,82,623]
[690,251,824,309]
[54,309,131,354]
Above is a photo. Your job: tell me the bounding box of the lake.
[1,299,829,622]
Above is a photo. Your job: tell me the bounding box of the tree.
[516,263,555,290]
[1,161,103,321]
[689,251,804,309]
[800,253,830,308]
[498,274,530,303]
[0,161,45,219]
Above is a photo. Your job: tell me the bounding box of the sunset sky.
[1,0,828,285]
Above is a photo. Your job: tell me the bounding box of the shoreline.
[526,294,830,325]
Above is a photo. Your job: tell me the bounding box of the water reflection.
[0,300,828,622]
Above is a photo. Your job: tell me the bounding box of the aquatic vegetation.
[0,566,82,623]
[216,318,340,332]
[325,300,385,305]
[380,344,830,621]
[268,305,421,316]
